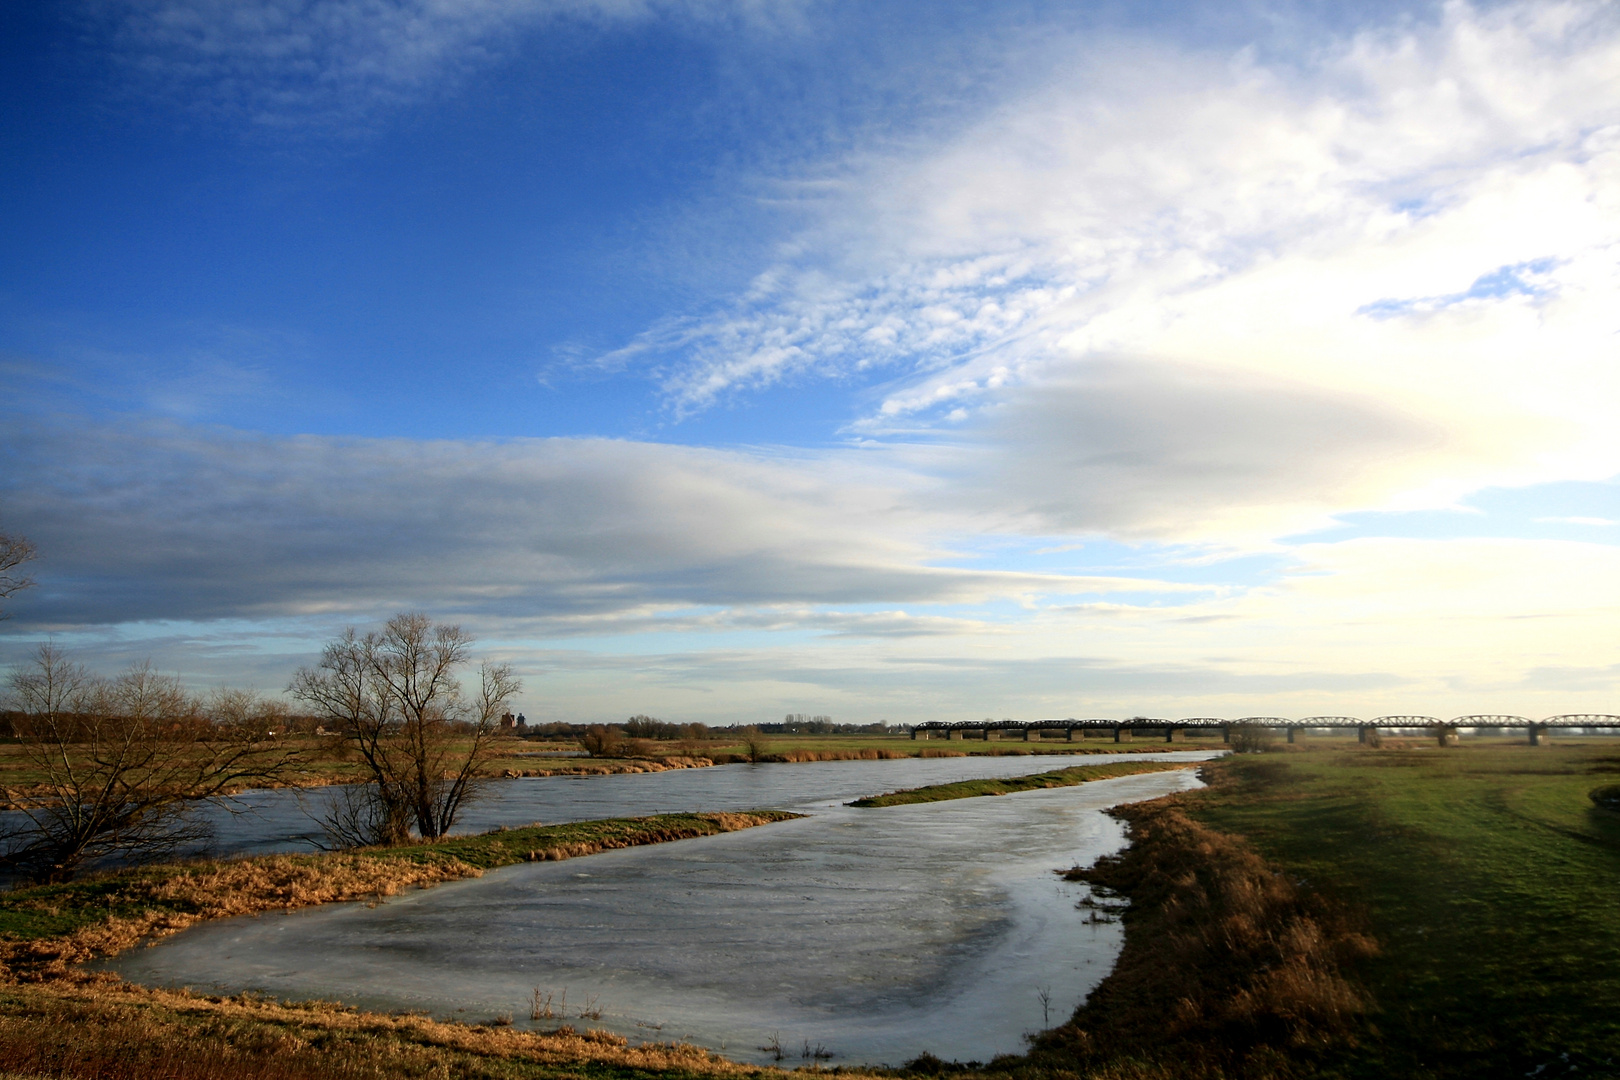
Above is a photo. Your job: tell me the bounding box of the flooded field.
[109,760,1209,1066]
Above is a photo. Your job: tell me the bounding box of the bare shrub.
[1590,783,1620,810]
[739,726,771,763]
[3,644,304,882]
[579,725,621,757]
[290,613,519,845]
[1230,723,1277,754]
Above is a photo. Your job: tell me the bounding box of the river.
[108,752,1216,1067]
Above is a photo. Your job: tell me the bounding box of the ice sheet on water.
[108,767,1206,1067]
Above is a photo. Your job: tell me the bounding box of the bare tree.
[289,613,520,845]
[0,530,36,618]
[2,644,305,882]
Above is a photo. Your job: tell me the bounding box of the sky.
[2,0,1619,725]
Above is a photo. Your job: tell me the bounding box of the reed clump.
[776,747,909,763]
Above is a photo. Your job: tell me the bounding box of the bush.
[1229,723,1277,754]
[1590,784,1620,810]
[579,725,621,757]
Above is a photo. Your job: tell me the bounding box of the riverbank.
[0,811,796,982]
[984,741,1620,1079]
[0,809,825,1080]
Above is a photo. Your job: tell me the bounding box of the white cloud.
[624,1,1620,540]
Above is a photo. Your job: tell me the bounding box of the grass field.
[1179,741,1620,1078]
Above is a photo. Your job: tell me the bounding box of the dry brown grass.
[1016,785,1378,1079]
[0,853,479,982]
[775,748,910,763]
[0,978,884,1080]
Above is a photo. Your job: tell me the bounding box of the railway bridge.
[908,714,1620,746]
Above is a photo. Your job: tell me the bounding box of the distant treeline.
[758,715,902,735]
[0,710,905,743]
[531,715,905,740]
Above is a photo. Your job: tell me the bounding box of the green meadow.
[1180,741,1620,1077]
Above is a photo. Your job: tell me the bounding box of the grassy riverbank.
[989,741,1620,1080]
[0,811,808,1079]
[0,811,796,982]
[848,759,1195,806]
[1187,742,1620,1078]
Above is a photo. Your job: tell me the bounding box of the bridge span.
[908,714,1620,746]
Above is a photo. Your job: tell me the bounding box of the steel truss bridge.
[909,714,1620,746]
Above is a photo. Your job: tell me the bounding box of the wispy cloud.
[90,0,809,129]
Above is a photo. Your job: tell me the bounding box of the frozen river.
[109,753,1213,1067]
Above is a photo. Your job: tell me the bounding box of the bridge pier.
[985,729,1001,741]
[1067,727,1081,742]
[1113,726,1132,743]
[948,729,963,741]
[1220,725,1231,744]
[1435,725,1459,747]
[1528,724,1548,746]
[1286,727,1299,744]
[1164,727,1183,743]
[1358,726,1380,746]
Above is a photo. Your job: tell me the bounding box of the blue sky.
[3,0,1619,723]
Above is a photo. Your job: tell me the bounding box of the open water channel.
[107,752,1216,1067]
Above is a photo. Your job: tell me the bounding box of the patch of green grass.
[1186,743,1620,1078]
[848,760,1194,807]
